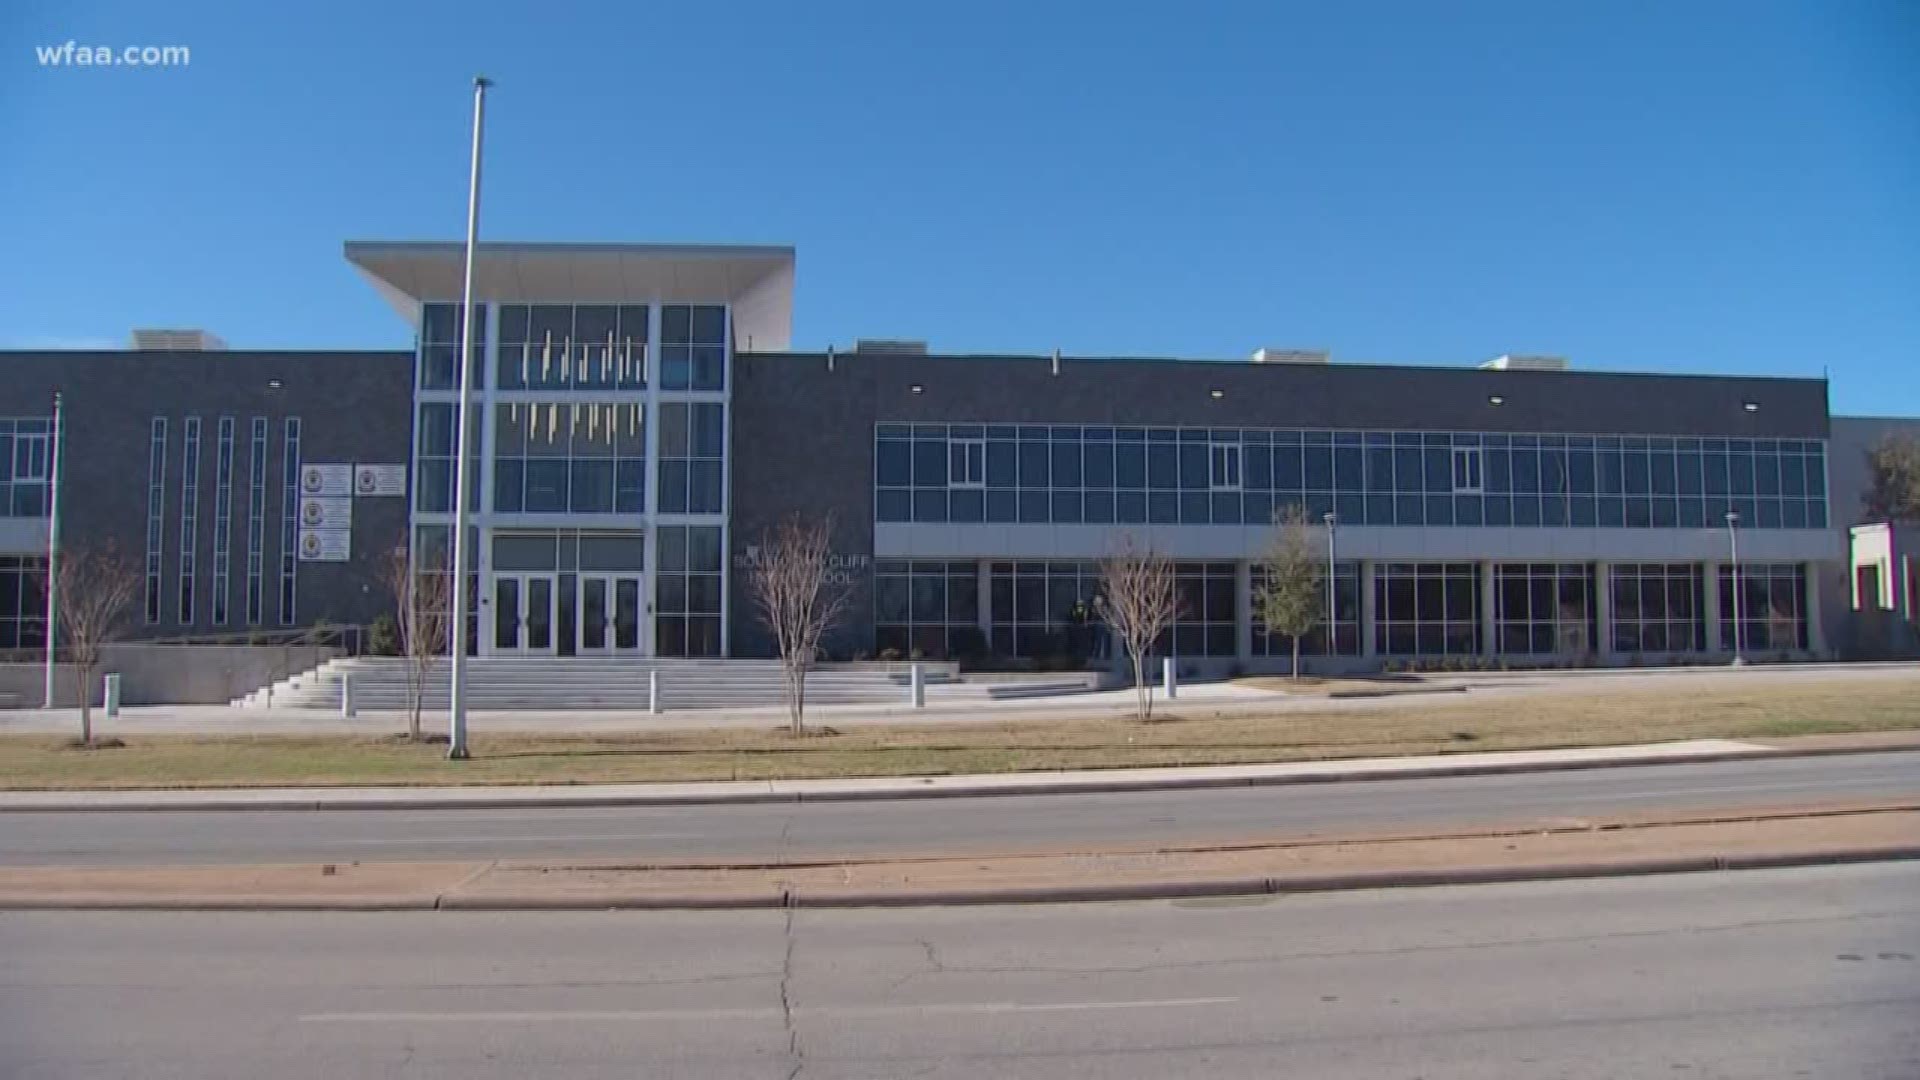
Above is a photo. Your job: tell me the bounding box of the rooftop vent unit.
[131,328,227,351]
[1480,354,1568,371]
[853,339,928,356]
[1250,348,1330,364]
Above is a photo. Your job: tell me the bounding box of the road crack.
[779,904,804,1080]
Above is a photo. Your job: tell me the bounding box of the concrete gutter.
[2,804,1916,912]
[3,736,1916,813]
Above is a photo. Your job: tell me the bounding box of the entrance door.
[577,573,644,655]
[492,573,557,655]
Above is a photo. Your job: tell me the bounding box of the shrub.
[367,614,399,657]
[878,647,903,662]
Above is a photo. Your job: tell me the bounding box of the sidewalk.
[8,661,1918,736]
[6,733,1917,812]
[3,803,1914,910]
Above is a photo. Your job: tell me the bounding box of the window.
[278,418,300,626]
[949,438,985,488]
[177,417,201,624]
[12,433,48,482]
[1719,563,1805,653]
[658,304,727,391]
[245,418,267,625]
[1209,442,1242,491]
[211,418,235,625]
[871,425,1827,531]
[1452,448,1483,493]
[144,418,167,624]
[656,402,725,514]
[1610,563,1703,653]
[493,402,645,514]
[1493,563,1592,655]
[1253,562,1360,657]
[415,403,479,514]
[655,525,723,656]
[496,303,647,390]
[1169,562,1237,657]
[988,562,1104,660]
[0,555,48,651]
[1374,562,1480,656]
[417,302,486,391]
[876,561,982,659]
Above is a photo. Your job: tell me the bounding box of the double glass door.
[577,574,643,655]
[493,574,557,655]
[493,572,643,656]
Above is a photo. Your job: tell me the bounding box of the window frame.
[949,437,986,488]
[1208,441,1243,492]
[1451,447,1484,493]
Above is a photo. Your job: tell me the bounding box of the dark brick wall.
[0,350,413,639]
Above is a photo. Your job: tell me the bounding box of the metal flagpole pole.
[1323,512,1337,666]
[1726,509,1744,666]
[42,392,63,709]
[447,75,491,760]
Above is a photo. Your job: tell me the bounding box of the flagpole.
[447,75,490,760]
[42,392,63,709]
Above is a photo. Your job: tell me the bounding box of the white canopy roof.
[344,241,796,351]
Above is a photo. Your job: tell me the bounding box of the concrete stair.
[230,657,966,712]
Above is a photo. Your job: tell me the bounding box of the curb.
[2,740,1914,812]
[7,846,1918,911]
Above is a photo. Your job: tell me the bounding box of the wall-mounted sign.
[354,463,407,497]
[299,496,352,529]
[300,463,352,497]
[297,527,351,562]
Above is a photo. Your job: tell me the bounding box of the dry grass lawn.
[0,676,1915,790]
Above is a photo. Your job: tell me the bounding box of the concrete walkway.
[0,737,1832,812]
[6,660,1918,736]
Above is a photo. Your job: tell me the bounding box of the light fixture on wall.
[1488,394,1505,406]
[1209,388,1224,399]
[1742,401,1760,413]
[266,379,283,390]
[909,384,925,394]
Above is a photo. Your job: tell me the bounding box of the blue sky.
[3,1,1916,414]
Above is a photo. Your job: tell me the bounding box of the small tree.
[1255,506,1326,680]
[54,544,141,747]
[748,513,850,736]
[1864,434,1920,523]
[1097,535,1181,721]
[380,545,452,742]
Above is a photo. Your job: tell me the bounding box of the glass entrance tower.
[346,241,794,657]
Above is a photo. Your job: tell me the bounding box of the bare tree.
[54,544,141,747]
[1255,506,1326,680]
[1865,434,1920,522]
[380,545,452,742]
[1097,535,1182,721]
[747,513,850,736]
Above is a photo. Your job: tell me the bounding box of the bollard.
[340,673,356,718]
[103,673,121,718]
[1162,657,1177,700]
[648,670,661,715]
[910,663,926,709]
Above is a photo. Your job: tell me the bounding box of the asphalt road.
[2,862,1916,1078]
[1,751,1915,867]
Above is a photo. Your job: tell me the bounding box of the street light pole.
[1323,511,1337,666]
[1725,509,1744,666]
[447,75,491,760]
[41,392,63,709]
